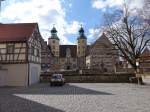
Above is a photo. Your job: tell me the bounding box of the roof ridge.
[0,22,38,25]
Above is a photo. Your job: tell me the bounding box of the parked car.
[50,74,65,86]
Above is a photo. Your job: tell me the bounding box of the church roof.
[0,23,37,42]
[59,45,77,58]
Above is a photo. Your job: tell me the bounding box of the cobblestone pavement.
[0,83,150,112]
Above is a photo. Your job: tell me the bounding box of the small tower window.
[53,40,55,43]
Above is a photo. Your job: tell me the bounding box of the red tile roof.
[0,23,37,42]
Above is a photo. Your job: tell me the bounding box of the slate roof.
[59,45,77,58]
[0,23,37,42]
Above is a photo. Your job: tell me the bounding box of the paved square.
[0,83,150,112]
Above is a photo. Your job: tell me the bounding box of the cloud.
[92,0,144,11]
[66,21,82,34]
[87,28,102,44]
[0,0,81,44]
[92,0,123,9]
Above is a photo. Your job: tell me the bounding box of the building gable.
[91,33,113,49]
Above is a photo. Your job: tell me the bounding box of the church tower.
[77,26,87,68]
[48,26,60,57]
[77,26,87,57]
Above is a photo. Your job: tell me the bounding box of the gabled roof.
[0,23,37,42]
[91,33,113,49]
[59,45,77,58]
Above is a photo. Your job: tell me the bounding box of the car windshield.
[52,75,62,79]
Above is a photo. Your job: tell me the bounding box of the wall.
[59,57,77,70]
[0,42,27,63]
[2,64,28,86]
[29,63,41,85]
[40,73,135,83]
[0,69,8,86]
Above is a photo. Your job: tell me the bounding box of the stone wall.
[40,73,135,83]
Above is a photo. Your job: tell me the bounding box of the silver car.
[50,74,65,86]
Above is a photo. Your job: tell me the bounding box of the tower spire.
[78,25,86,39]
[50,25,59,40]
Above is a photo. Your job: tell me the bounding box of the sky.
[0,0,145,45]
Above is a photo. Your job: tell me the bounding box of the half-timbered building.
[41,38,53,72]
[0,23,41,86]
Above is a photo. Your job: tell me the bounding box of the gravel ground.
[0,83,150,112]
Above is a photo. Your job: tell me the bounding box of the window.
[53,40,55,43]
[7,44,14,53]
[36,49,40,57]
[31,46,34,55]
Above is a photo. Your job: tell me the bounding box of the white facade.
[0,63,41,86]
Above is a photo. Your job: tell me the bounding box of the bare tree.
[104,4,150,73]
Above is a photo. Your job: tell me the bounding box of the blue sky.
[0,0,144,44]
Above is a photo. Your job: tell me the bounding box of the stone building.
[140,47,150,73]
[0,23,42,86]
[48,26,118,72]
[59,45,77,70]
[48,26,87,70]
[86,33,119,72]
